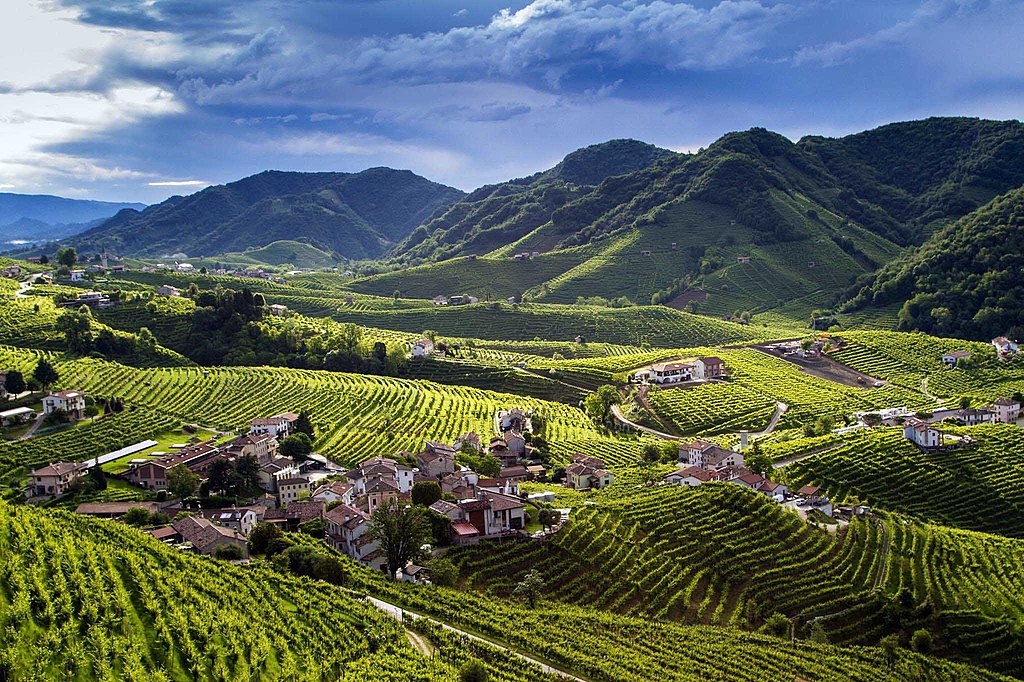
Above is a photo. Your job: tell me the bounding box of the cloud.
[148,179,209,187]
[453,8,468,17]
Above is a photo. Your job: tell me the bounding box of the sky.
[1,0,1022,203]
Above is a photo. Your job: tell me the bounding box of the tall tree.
[167,464,200,499]
[369,498,430,580]
[33,358,59,390]
[4,369,25,395]
[55,246,77,269]
[294,411,315,437]
[513,569,545,608]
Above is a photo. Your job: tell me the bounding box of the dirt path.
[365,596,588,681]
[921,377,943,405]
[610,404,681,440]
[772,443,842,470]
[750,346,883,389]
[19,412,47,440]
[872,522,892,590]
[404,628,435,658]
[14,273,44,299]
[751,402,787,438]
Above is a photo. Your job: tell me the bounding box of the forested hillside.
[842,186,1024,340]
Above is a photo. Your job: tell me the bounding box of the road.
[772,443,842,470]
[750,402,787,438]
[19,412,46,440]
[15,273,45,299]
[365,596,588,681]
[610,404,681,440]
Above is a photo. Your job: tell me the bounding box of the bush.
[215,544,244,560]
[911,628,933,655]
[459,659,489,682]
[428,557,459,587]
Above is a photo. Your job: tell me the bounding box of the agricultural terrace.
[832,331,1024,402]
[0,502,549,682]
[782,425,1024,538]
[0,346,615,468]
[441,483,1024,678]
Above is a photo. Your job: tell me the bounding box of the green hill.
[840,186,1024,341]
[72,168,464,260]
[221,240,337,269]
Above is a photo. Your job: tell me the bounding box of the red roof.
[451,522,479,536]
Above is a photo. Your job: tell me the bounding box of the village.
[20,400,616,581]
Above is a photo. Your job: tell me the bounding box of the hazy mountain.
[0,193,145,243]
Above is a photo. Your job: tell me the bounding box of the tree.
[428,557,459,587]
[33,358,59,390]
[911,628,933,655]
[4,369,25,395]
[295,411,315,437]
[249,522,284,555]
[206,458,232,495]
[762,613,790,638]
[215,544,244,560]
[88,466,107,491]
[230,454,261,498]
[879,633,901,667]
[746,442,773,478]
[475,453,501,477]
[640,443,661,465]
[279,432,314,461]
[459,660,489,682]
[123,507,152,527]
[166,464,200,499]
[368,498,430,580]
[137,327,157,352]
[55,246,77,269]
[809,621,829,643]
[538,508,560,531]
[411,481,442,506]
[513,569,544,608]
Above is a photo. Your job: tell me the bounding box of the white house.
[993,398,1021,424]
[903,418,942,448]
[941,350,972,367]
[277,477,311,505]
[412,339,434,357]
[0,406,36,426]
[692,357,726,380]
[269,304,289,317]
[564,454,614,490]
[249,412,299,439]
[665,466,713,486]
[213,508,260,537]
[157,284,181,297]
[176,263,194,273]
[42,390,86,419]
[311,480,355,505]
[759,480,787,501]
[678,441,744,470]
[29,461,87,497]
[325,503,386,570]
[993,337,1019,358]
[69,269,85,282]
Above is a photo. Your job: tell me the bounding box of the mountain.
[841,185,1024,341]
[73,168,465,260]
[0,192,145,242]
[370,118,1024,326]
[391,139,676,263]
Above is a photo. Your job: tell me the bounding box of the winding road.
[365,596,587,681]
[610,400,788,443]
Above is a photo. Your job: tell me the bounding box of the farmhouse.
[645,361,693,384]
[678,441,744,470]
[941,350,972,367]
[0,406,36,425]
[157,284,181,297]
[902,418,942,449]
[664,465,714,486]
[69,269,85,281]
[564,454,614,490]
[42,390,86,419]
[213,507,260,536]
[993,398,1021,424]
[992,336,1019,358]
[249,412,299,439]
[416,442,457,478]
[412,339,434,357]
[173,516,248,558]
[127,442,221,490]
[736,256,751,264]
[29,461,87,497]
[693,357,726,380]
[759,480,787,500]
[325,503,386,570]
[311,480,355,505]
[268,304,289,316]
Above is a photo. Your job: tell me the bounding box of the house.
[432,295,449,306]
[993,398,1021,424]
[429,499,462,521]
[175,263,194,273]
[993,337,1019,357]
[498,408,530,433]
[29,461,87,496]
[212,507,260,536]
[564,454,614,490]
[222,433,279,464]
[126,442,221,490]
[311,480,355,505]
[0,406,36,425]
[640,250,652,257]
[456,491,526,536]
[797,485,823,500]
[941,350,972,367]
[412,339,434,357]
[42,390,86,419]
[346,455,414,495]
[172,515,248,558]
[60,291,113,309]
[268,304,289,317]
[157,284,181,297]
[734,473,766,491]
[416,442,457,478]
[453,432,481,452]
[499,465,530,483]
[249,412,299,439]
[644,362,693,384]
[258,457,300,492]
[69,269,85,281]
[664,466,713,486]
[693,357,726,380]
[364,478,402,513]
[759,480,787,500]
[325,503,386,570]
[736,256,751,264]
[1,264,21,278]
[504,430,526,456]
[902,418,942,449]
[277,477,311,505]
[399,564,430,583]
[678,441,744,470]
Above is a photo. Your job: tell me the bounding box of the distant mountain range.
[0,193,145,243]
[71,168,465,260]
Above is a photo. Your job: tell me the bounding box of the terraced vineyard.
[0,502,555,682]
[645,382,778,436]
[444,483,1024,677]
[0,346,611,467]
[783,426,1024,537]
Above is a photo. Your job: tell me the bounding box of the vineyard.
[443,483,1024,677]
[782,425,1024,538]
[0,501,563,682]
[0,345,615,468]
